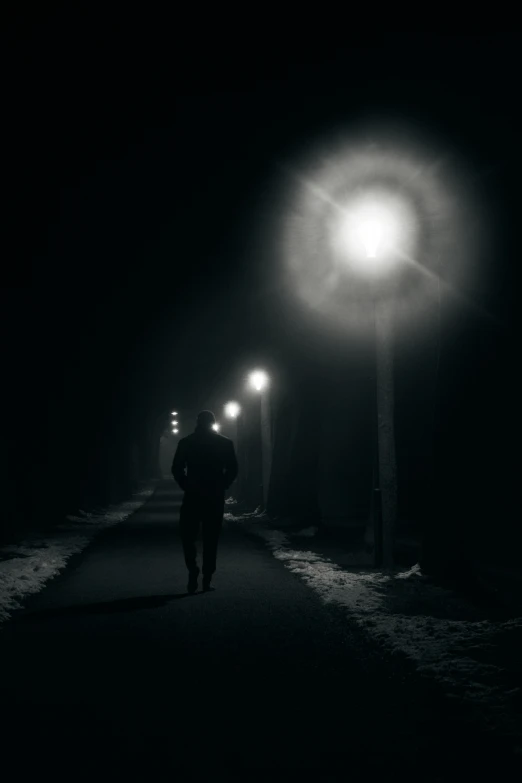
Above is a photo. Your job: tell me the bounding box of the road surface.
[0,482,517,780]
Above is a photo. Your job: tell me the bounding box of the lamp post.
[338,206,400,568]
[372,281,397,568]
[224,401,241,445]
[285,134,466,569]
[247,369,271,510]
[224,401,241,497]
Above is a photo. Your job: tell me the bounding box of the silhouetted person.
[172,410,238,594]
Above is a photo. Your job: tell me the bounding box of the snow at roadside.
[0,485,155,624]
[226,510,522,753]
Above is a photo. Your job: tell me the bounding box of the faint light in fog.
[212,422,221,431]
[224,401,241,418]
[173,428,179,434]
[171,411,178,415]
[248,369,269,392]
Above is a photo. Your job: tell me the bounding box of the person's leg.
[179,495,200,579]
[201,500,224,587]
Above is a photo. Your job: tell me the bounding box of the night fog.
[1,15,521,780]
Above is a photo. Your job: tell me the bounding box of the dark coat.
[172,428,238,497]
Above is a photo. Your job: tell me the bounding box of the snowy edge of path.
[0,485,156,624]
[225,509,522,755]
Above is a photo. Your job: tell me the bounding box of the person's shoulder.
[178,434,192,446]
[216,433,232,444]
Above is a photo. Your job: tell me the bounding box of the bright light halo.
[331,191,416,275]
[248,369,269,392]
[224,401,241,418]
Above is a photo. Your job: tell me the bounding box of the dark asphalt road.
[0,483,518,781]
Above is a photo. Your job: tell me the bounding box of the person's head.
[195,410,216,432]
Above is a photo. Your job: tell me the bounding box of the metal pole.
[375,294,397,568]
[228,416,239,498]
[373,290,383,566]
[260,389,272,510]
[236,413,246,504]
[373,487,383,566]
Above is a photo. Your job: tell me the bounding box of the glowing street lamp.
[224,401,241,446]
[333,192,412,278]
[248,369,269,392]
[171,406,179,431]
[337,201,400,568]
[247,369,272,510]
[223,401,241,495]
[284,128,483,569]
[224,400,241,442]
[224,401,241,419]
[212,422,221,432]
[359,218,383,259]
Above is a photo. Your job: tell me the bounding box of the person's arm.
[172,440,189,491]
[223,440,238,490]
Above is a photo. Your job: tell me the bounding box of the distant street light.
[212,422,221,432]
[171,411,178,415]
[224,401,241,446]
[224,401,241,419]
[247,369,272,510]
[224,401,241,496]
[248,370,269,392]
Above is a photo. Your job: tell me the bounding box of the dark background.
[2,13,520,575]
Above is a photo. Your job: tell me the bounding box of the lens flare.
[281,120,492,336]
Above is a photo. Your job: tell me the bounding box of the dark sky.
[4,15,520,433]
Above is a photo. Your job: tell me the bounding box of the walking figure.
[172,410,238,594]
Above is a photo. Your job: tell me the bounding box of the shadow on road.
[15,593,194,621]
